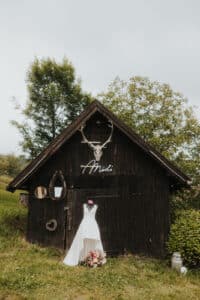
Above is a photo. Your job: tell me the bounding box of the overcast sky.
[1,0,200,155]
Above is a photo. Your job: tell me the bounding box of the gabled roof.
[7,100,190,192]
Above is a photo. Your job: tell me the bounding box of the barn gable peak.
[7,100,190,191]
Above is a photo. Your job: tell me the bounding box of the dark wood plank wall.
[27,195,66,248]
[27,112,170,256]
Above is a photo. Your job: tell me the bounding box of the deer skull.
[80,121,113,161]
[92,144,104,162]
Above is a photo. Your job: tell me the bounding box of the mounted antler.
[79,120,113,161]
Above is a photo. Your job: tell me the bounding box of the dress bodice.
[83,204,97,219]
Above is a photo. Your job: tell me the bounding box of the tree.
[0,154,27,177]
[99,76,200,181]
[13,57,93,158]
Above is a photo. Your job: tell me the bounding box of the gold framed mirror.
[34,186,47,199]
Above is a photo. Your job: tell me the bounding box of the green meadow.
[0,176,199,300]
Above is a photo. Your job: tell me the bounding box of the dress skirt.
[63,204,104,266]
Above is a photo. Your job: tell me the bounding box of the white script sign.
[81,160,113,174]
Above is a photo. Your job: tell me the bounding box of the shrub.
[167,209,200,268]
[0,154,27,177]
[171,187,200,216]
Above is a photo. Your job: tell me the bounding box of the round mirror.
[34,186,47,199]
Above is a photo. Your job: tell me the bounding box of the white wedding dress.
[63,203,104,266]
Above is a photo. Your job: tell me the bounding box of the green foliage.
[167,210,200,267]
[99,76,200,181]
[170,186,200,222]
[12,57,93,158]
[0,174,12,184]
[0,154,27,177]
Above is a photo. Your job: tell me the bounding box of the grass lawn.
[0,176,199,300]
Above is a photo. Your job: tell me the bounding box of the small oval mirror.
[34,186,47,199]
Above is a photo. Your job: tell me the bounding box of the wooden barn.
[7,100,189,257]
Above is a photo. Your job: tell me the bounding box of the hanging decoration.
[34,186,47,199]
[46,219,58,231]
[81,160,113,174]
[79,120,113,162]
[49,170,67,201]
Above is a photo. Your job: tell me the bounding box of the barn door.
[64,188,123,255]
[88,191,123,254]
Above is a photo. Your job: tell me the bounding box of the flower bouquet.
[81,250,106,268]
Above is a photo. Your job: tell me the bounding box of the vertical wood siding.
[27,112,170,257]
